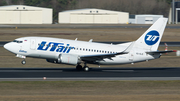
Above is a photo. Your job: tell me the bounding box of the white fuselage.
[4,36,160,65]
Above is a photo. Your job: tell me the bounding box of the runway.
[0,67,180,81]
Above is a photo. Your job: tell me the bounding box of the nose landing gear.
[21,59,26,65]
[16,54,26,65]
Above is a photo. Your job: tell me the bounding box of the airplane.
[3,18,176,71]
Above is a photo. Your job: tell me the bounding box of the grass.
[0,81,180,101]
[0,27,180,42]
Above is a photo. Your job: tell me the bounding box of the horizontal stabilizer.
[146,50,177,54]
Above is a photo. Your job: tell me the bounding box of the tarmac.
[0,67,180,81]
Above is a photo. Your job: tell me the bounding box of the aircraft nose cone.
[4,43,11,51]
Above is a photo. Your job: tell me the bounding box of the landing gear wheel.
[21,60,26,65]
[84,66,89,72]
[76,65,82,71]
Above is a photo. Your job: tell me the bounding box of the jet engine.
[46,54,80,65]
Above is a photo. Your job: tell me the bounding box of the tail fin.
[134,18,168,51]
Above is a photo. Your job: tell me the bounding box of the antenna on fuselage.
[75,38,78,41]
[89,39,93,42]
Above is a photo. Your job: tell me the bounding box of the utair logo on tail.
[37,41,74,53]
[144,30,160,45]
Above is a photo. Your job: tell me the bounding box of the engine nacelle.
[46,54,80,65]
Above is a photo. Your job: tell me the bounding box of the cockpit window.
[13,40,23,43]
[17,41,23,43]
[13,40,17,42]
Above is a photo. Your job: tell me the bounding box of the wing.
[80,52,128,62]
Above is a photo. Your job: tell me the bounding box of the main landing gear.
[76,63,89,72]
[84,66,89,72]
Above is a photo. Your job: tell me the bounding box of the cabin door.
[30,39,36,50]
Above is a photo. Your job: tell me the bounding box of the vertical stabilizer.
[134,18,168,51]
